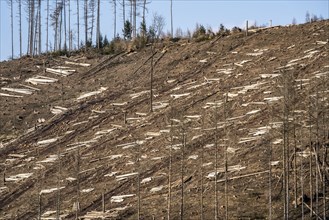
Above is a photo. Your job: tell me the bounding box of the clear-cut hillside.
[0,20,328,219]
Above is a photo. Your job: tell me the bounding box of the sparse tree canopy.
[151,12,165,39]
[305,11,310,23]
[123,20,132,40]
[292,17,297,25]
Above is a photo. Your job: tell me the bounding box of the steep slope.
[0,20,328,219]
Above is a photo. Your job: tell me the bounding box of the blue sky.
[0,0,328,61]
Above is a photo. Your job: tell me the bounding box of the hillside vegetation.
[0,20,329,219]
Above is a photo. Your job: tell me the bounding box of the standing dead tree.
[9,0,14,59]
[200,111,206,220]
[132,0,136,38]
[268,105,274,219]
[281,70,295,219]
[84,0,88,51]
[136,139,141,219]
[18,0,22,57]
[214,98,219,220]
[307,85,314,218]
[76,0,80,49]
[68,0,72,51]
[51,1,63,51]
[113,0,117,38]
[46,0,49,53]
[223,93,229,220]
[89,0,96,44]
[120,0,125,28]
[166,102,175,220]
[75,145,81,219]
[28,0,35,55]
[150,45,154,112]
[56,145,62,219]
[180,126,186,220]
[37,0,41,55]
[321,75,329,219]
[96,0,100,48]
[170,0,173,37]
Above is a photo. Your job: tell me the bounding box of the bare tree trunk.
[308,93,313,218]
[77,0,79,49]
[293,110,297,209]
[56,145,61,220]
[18,0,22,57]
[113,0,117,38]
[84,0,88,51]
[214,99,219,220]
[132,0,136,38]
[322,76,328,220]
[150,45,154,113]
[46,0,49,53]
[301,153,305,220]
[63,0,67,51]
[129,0,132,32]
[269,106,273,220]
[170,0,173,38]
[200,112,205,220]
[282,72,289,220]
[142,0,146,37]
[26,0,31,54]
[167,104,173,220]
[75,145,81,219]
[10,0,14,59]
[54,0,58,51]
[224,93,229,220]
[68,0,71,51]
[314,86,320,217]
[96,0,100,48]
[122,0,125,28]
[89,0,95,44]
[180,131,186,220]
[29,0,35,56]
[38,0,41,55]
[59,3,63,51]
[33,9,38,55]
[137,140,141,220]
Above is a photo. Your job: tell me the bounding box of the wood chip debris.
[0,92,23,98]
[153,102,169,110]
[207,165,246,179]
[95,128,117,136]
[39,155,58,163]
[170,93,191,99]
[188,155,199,160]
[46,67,75,76]
[1,87,34,95]
[150,185,164,193]
[5,173,33,182]
[50,106,68,114]
[37,137,59,146]
[65,61,91,67]
[145,131,161,137]
[130,90,149,99]
[111,194,135,203]
[77,87,107,100]
[141,177,152,184]
[116,172,138,181]
[40,187,65,194]
[26,75,58,85]
[81,188,94,193]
